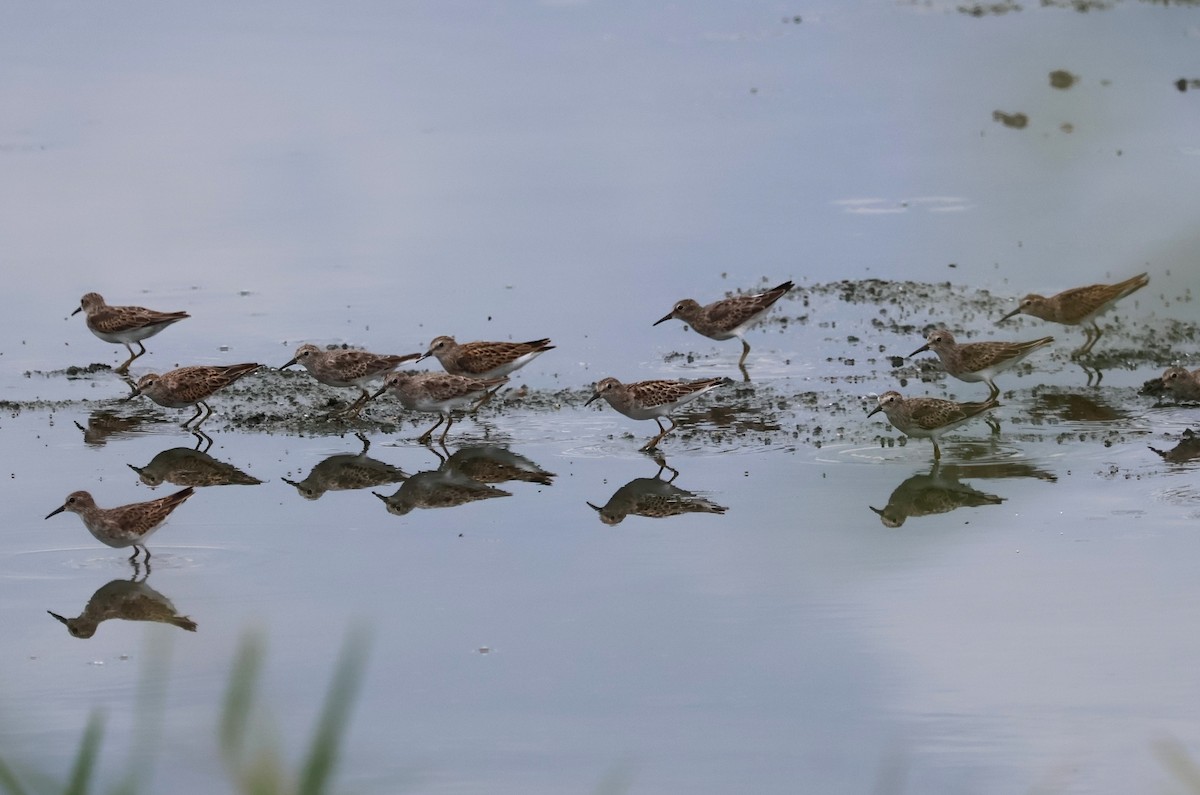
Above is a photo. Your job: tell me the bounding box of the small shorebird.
[419,336,555,380]
[1161,366,1200,402]
[584,376,729,452]
[132,363,262,428]
[910,329,1054,398]
[281,344,422,417]
[867,391,999,461]
[371,371,507,445]
[654,280,794,372]
[997,272,1149,356]
[45,487,195,561]
[72,292,190,373]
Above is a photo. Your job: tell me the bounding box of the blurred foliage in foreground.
[0,628,369,795]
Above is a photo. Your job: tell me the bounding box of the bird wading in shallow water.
[281,344,422,418]
[585,376,730,452]
[131,363,263,428]
[997,272,1148,357]
[867,391,999,461]
[654,280,794,377]
[371,371,508,446]
[45,487,195,561]
[910,329,1054,399]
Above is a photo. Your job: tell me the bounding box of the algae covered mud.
[17,278,1198,452]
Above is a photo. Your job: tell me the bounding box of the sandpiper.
[132,363,262,428]
[867,390,999,461]
[371,371,507,445]
[654,280,793,372]
[1161,366,1200,402]
[72,292,190,373]
[281,344,422,417]
[584,376,729,452]
[998,272,1149,356]
[420,336,555,380]
[910,329,1054,398]
[45,486,195,561]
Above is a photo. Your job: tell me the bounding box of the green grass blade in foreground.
[63,712,103,795]
[297,627,370,795]
[0,758,30,795]
[220,633,266,772]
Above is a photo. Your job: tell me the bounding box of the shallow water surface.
[2,2,1200,794]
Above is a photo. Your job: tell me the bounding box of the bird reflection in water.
[1029,391,1124,423]
[587,458,728,525]
[48,565,197,638]
[870,459,1056,528]
[374,446,531,516]
[282,433,408,500]
[129,435,262,488]
[439,445,556,487]
[74,407,166,447]
[1149,429,1200,464]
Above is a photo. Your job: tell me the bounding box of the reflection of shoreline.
[283,433,407,500]
[588,461,727,525]
[48,567,197,638]
[870,460,1056,528]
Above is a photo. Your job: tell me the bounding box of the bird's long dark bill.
[584,392,602,406]
[280,358,299,369]
[369,384,388,400]
[866,405,883,418]
[47,611,70,625]
[997,307,1021,322]
[586,502,602,512]
[416,351,433,362]
[45,505,66,519]
[70,306,83,316]
[652,312,674,326]
[909,343,930,357]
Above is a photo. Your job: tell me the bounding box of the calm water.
[2,2,1199,793]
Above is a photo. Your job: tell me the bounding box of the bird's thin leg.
[192,428,214,453]
[738,339,751,369]
[469,384,505,412]
[183,402,206,428]
[932,440,942,461]
[343,390,371,418]
[197,401,215,426]
[439,414,456,445]
[418,416,446,444]
[115,344,137,374]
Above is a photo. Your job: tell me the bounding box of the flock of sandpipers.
[44,272,1198,559]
